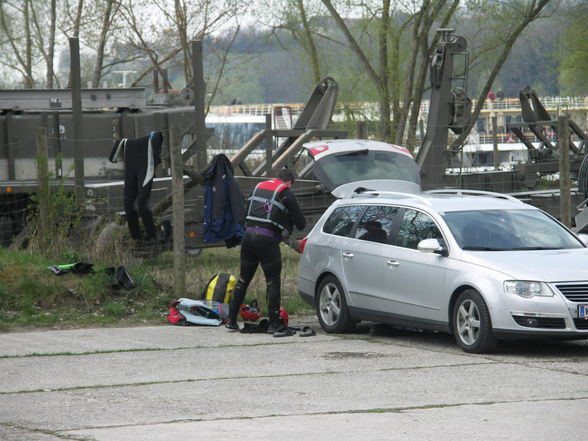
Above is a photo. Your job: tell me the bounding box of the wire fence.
[0,127,315,267]
[0,133,582,250]
[1,98,587,268]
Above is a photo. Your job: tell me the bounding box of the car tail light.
[298,237,308,254]
[308,145,329,156]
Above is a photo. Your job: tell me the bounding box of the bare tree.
[295,0,322,83]
[321,0,455,142]
[47,0,56,88]
[297,0,554,150]
[59,0,84,87]
[449,0,553,150]
[203,23,242,112]
[118,0,246,93]
[404,0,459,148]
[161,0,243,79]
[0,0,76,88]
[57,0,139,88]
[69,0,84,37]
[558,1,588,95]
[174,0,191,80]
[0,0,35,87]
[92,0,119,88]
[116,0,181,87]
[260,0,325,85]
[28,0,58,88]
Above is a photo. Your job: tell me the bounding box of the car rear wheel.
[316,275,356,333]
[452,289,498,353]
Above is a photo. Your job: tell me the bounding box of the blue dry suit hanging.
[202,154,245,247]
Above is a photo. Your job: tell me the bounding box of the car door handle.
[342,252,354,259]
[387,259,400,267]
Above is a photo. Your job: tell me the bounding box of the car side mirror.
[417,238,447,256]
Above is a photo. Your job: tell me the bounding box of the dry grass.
[147,244,308,313]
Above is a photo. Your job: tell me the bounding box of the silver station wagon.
[297,150,588,352]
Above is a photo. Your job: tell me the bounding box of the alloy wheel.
[456,298,481,346]
[319,282,341,326]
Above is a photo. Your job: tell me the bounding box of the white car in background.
[302,138,421,196]
[297,140,588,353]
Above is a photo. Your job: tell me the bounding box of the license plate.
[579,305,588,319]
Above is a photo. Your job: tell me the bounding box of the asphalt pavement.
[1,317,587,441]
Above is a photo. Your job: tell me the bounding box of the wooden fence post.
[265,113,273,176]
[36,127,51,240]
[191,40,207,170]
[69,37,84,202]
[492,115,499,169]
[170,125,186,298]
[356,121,366,139]
[559,115,571,227]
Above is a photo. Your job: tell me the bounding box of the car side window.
[322,205,364,237]
[396,209,446,249]
[355,205,399,244]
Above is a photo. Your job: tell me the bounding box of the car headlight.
[504,280,553,298]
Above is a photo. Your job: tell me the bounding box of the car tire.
[316,275,356,333]
[452,289,498,353]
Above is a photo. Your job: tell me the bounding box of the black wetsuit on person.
[109,131,163,240]
[227,172,305,331]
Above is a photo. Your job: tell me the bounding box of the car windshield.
[442,209,584,251]
[314,150,419,189]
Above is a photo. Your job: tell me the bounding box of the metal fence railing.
[209,95,588,119]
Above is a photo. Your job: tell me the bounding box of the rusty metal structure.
[416,29,587,222]
[0,39,345,251]
[2,31,587,252]
[417,28,471,189]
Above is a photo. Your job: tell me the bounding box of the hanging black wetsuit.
[228,178,305,327]
[109,131,163,240]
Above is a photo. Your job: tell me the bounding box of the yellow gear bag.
[200,273,236,304]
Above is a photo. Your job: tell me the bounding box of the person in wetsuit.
[109,131,163,241]
[226,168,306,332]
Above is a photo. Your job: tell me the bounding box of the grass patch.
[0,244,312,332]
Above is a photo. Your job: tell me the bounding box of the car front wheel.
[316,275,356,333]
[452,289,498,353]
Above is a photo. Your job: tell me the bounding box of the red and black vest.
[246,179,290,232]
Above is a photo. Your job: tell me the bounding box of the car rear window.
[313,150,419,190]
[323,206,364,237]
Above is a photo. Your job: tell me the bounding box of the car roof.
[425,194,533,212]
[332,190,536,213]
